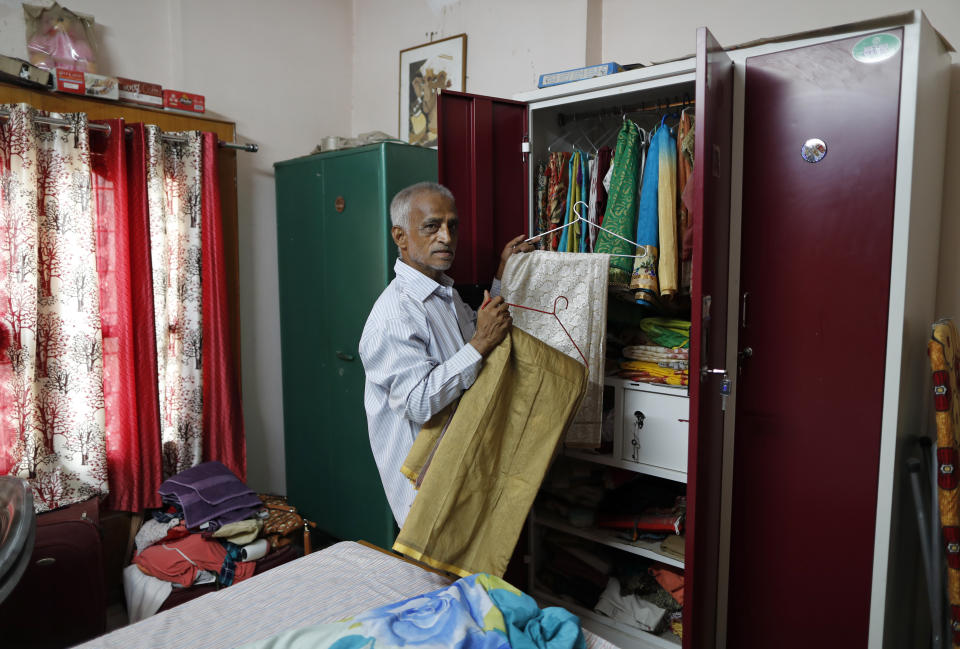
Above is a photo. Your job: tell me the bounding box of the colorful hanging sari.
[545,152,570,251]
[632,125,662,304]
[657,125,678,298]
[677,112,695,295]
[579,151,590,253]
[594,122,640,286]
[534,160,548,247]
[928,319,960,649]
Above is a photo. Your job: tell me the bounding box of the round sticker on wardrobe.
[852,33,901,63]
[801,138,827,163]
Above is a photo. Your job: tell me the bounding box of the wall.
[0,0,353,495]
[602,0,960,66]
[350,0,589,137]
[176,0,353,495]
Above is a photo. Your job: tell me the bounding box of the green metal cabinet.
[274,142,438,548]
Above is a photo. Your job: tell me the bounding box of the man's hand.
[470,290,511,356]
[495,234,539,280]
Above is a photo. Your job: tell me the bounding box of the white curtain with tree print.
[144,126,203,478]
[0,104,107,511]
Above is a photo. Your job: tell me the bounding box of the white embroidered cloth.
[501,251,609,447]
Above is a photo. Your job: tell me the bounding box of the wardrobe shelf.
[531,586,682,649]
[534,511,685,569]
[603,376,689,397]
[564,448,688,484]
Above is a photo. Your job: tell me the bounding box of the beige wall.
[602,1,960,65]
[350,0,589,136]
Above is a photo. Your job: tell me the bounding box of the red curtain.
[8,122,245,511]
[91,121,163,511]
[200,132,246,482]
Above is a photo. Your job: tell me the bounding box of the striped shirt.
[359,259,500,526]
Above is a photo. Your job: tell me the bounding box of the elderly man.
[359,182,534,526]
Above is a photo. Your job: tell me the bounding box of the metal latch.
[702,368,731,411]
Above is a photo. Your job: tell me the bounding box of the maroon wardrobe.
[436,10,951,649]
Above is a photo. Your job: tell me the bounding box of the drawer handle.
[678,418,689,423]
[35,557,56,566]
[336,351,355,362]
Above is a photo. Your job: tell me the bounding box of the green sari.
[594,121,640,286]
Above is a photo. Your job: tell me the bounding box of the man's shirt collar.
[394,258,454,302]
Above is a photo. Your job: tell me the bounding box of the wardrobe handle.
[335,351,355,362]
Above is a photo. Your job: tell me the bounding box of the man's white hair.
[390,182,455,231]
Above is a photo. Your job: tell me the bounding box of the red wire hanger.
[505,295,588,369]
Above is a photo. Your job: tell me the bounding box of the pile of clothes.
[537,532,685,637]
[534,458,686,637]
[124,461,275,623]
[594,557,684,637]
[611,317,690,386]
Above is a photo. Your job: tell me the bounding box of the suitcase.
[0,497,106,649]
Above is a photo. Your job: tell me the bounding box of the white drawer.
[620,388,689,473]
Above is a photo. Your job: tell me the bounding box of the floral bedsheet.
[240,573,586,649]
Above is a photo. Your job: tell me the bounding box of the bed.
[76,541,621,649]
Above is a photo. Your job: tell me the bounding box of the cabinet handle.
[335,351,355,362]
[678,419,689,423]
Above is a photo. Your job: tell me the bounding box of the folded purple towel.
[158,461,262,530]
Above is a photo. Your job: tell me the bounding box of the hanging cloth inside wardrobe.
[534,159,549,248]
[595,121,640,286]
[559,152,582,252]
[677,112,696,294]
[545,151,571,251]
[588,148,613,252]
[631,125,663,304]
[579,151,590,253]
[657,122,679,298]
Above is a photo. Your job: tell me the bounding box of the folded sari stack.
[619,349,688,385]
[617,319,690,385]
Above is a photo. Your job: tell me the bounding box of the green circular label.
[852,33,901,63]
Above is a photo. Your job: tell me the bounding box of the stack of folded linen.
[124,461,270,623]
[158,460,264,532]
[617,318,690,386]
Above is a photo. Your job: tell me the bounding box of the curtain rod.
[0,109,258,152]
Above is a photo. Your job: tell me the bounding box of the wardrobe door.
[685,26,734,649]
[276,156,329,531]
[437,90,528,286]
[317,149,397,546]
[729,30,903,648]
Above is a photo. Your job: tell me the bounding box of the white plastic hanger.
[526,201,646,259]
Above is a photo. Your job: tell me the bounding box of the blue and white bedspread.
[242,573,586,649]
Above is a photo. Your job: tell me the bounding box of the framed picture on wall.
[399,33,466,147]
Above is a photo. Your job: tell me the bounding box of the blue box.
[538,62,622,89]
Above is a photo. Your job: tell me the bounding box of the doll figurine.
[26,3,96,73]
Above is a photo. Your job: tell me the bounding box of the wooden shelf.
[564,449,688,484]
[534,511,684,569]
[532,586,682,649]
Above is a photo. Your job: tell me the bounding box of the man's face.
[393,190,458,282]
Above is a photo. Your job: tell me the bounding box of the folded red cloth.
[596,509,684,536]
[134,532,254,587]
